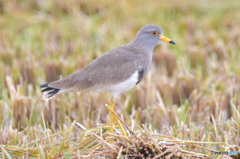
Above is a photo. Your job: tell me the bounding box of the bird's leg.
[108,98,114,133]
[110,99,128,139]
[110,99,115,134]
[112,112,128,139]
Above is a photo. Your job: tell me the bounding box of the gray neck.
[128,37,155,72]
[130,36,156,53]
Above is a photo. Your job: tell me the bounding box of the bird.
[40,24,175,137]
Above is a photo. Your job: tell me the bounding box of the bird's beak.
[159,35,176,45]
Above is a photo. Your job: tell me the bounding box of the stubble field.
[0,0,240,158]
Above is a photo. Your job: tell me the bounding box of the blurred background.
[0,0,240,146]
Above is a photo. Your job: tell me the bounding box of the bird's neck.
[129,39,154,66]
[130,38,156,53]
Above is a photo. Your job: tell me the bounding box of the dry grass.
[0,0,240,158]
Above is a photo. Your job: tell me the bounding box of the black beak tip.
[169,40,176,45]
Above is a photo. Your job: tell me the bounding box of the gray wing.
[44,45,146,94]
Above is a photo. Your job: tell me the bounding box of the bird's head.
[134,24,176,49]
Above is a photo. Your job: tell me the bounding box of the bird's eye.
[151,31,158,36]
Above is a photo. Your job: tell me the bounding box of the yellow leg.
[107,99,128,139]
[108,98,113,133]
[110,99,116,133]
[112,113,128,139]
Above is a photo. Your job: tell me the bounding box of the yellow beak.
[159,35,176,45]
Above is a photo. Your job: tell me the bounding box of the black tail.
[40,83,60,98]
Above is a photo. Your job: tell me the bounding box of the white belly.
[93,71,139,98]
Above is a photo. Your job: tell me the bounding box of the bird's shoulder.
[83,44,141,71]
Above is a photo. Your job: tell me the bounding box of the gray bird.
[41,24,175,136]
